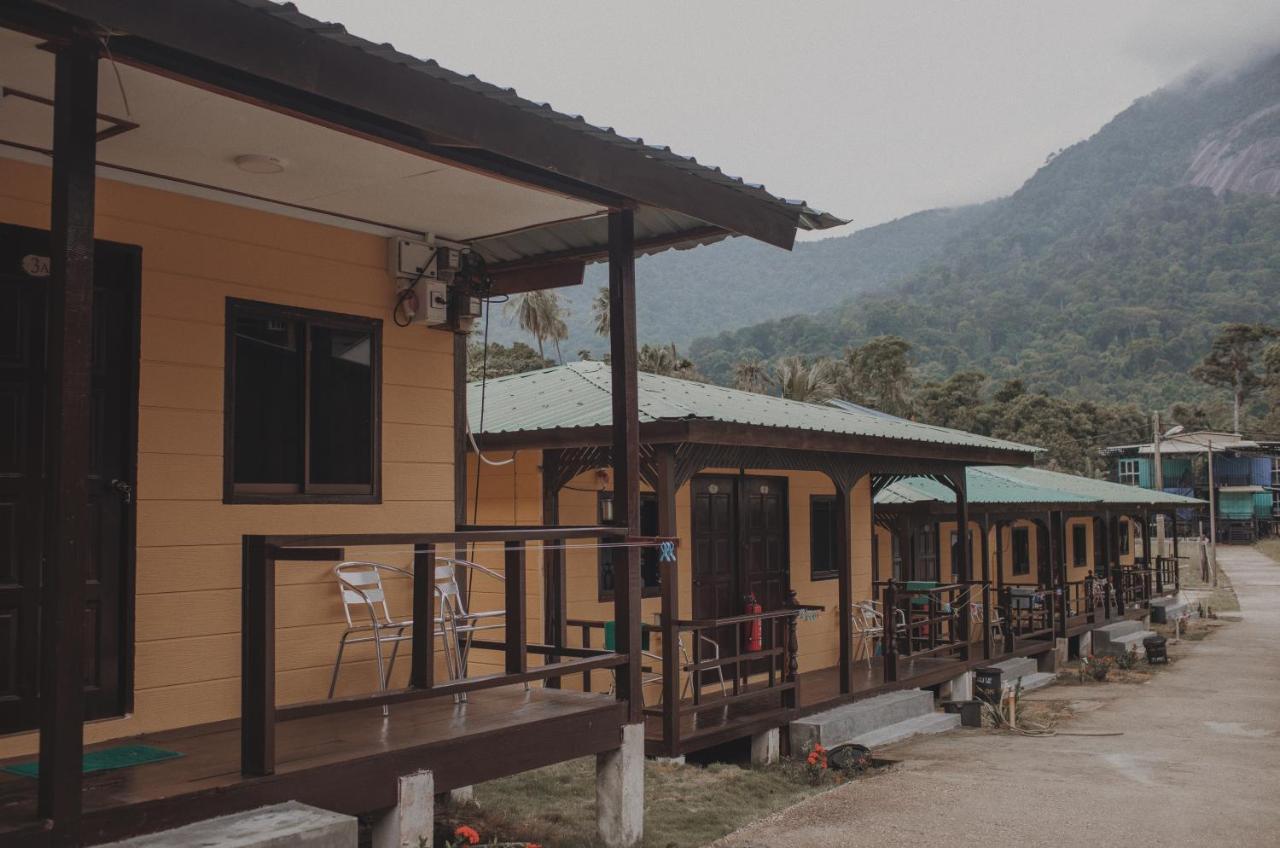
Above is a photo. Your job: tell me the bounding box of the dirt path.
[716,546,1280,848]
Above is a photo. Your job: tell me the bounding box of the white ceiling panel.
[0,27,603,241]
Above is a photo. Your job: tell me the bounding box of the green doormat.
[3,744,182,778]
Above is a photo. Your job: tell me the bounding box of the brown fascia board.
[28,0,803,249]
[472,419,1037,467]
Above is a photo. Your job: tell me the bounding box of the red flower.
[454,825,480,846]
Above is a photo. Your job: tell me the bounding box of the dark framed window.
[1072,524,1088,567]
[598,492,661,600]
[224,299,381,503]
[810,495,839,581]
[1119,522,1130,555]
[1011,526,1031,576]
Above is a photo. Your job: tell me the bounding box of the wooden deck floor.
[643,654,972,756]
[0,685,623,846]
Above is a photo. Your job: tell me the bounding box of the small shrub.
[1080,654,1113,682]
[1115,646,1140,670]
[803,742,829,785]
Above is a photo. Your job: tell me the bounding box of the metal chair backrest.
[334,561,408,629]
[434,556,505,618]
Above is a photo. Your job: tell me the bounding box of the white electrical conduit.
[466,420,515,467]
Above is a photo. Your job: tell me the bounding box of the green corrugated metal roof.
[876,466,1205,508]
[985,466,1204,506]
[876,469,1097,506]
[469,362,1036,455]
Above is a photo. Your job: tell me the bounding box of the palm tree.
[638,342,704,381]
[504,290,569,362]
[591,286,610,337]
[732,358,774,394]
[774,355,836,403]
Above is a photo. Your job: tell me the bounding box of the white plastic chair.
[853,601,906,666]
[970,600,1005,642]
[329,561,445,715]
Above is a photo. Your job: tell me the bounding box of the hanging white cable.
[466,419,514,466]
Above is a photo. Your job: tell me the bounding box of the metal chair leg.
[328,631,351,699]
[384,626,407,689]
[371,623,390,718]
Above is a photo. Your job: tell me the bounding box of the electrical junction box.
[388,235,466,329]
[388,235,461,282]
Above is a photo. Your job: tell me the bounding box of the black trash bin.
[974,667,1003,705]
[1143,635,1168,664]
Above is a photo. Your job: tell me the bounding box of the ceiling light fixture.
[233,154,285,174]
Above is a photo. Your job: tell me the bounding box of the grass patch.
[456,755,856,847]
[1177,547,1240,613]
[1257,538,1280,566]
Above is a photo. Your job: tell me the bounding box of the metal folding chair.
[329,561,445,715]
[434,556,521,700]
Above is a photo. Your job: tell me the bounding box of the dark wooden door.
[691,476,737,663]
[691,475,790,671]
[740,476,787,612]
[0,223,138,734]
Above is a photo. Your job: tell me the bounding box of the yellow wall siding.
[0,159,456,756]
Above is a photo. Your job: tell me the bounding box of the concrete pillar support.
[944,671,974,702]
[373,770,434,848]
[1078,631,1094,658]
[597,723,645,848]
[447,786,475,807]
[750,728,780,767]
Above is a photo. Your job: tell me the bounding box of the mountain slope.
[689,52,1280,409]
[484,204,990,355]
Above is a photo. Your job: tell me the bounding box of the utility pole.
[1152,411,1166,559]
[1207,439,1219,587]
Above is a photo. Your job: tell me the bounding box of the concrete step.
[1094,630,1156,658]
[1091,620,1149,655]
[1150,598,1188,624]
[1094,619,1146,639]
[102,802,356,848]
[849,712,962,750]
[992,657,1038,682]
[789,689,934,751]
[1013,672,1057,693]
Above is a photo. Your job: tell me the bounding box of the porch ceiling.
[0,27,606,246]
[3,0,847,277]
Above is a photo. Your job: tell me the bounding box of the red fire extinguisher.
[743,592,763,653]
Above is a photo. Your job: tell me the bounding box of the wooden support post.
[39,36,99,838]
[655,445,680,753]
[883,580,898,682]
[1053,511,1068,639]
[504,541,527,675]
[241,535,275,776]
[608,209,643,724]
[1171,511,1181,594]
[835,483,854,694]
[784,590,800,710]
[410,543,435,689]
[452,330,469,610]
[980,514,992,660]
[1100,512,1113,620]
[542,449,566,685]
[952,473,971,660]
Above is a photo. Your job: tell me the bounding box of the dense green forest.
[482,204,988,356]
[689,52,1280,420]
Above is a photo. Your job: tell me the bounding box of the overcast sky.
[294,0,1280,237]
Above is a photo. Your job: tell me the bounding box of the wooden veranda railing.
[879,580,987,681]
[997,585,1056,653]
[568,604,805,757]
[1115,563,1154,610]
[239,526,637,777]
